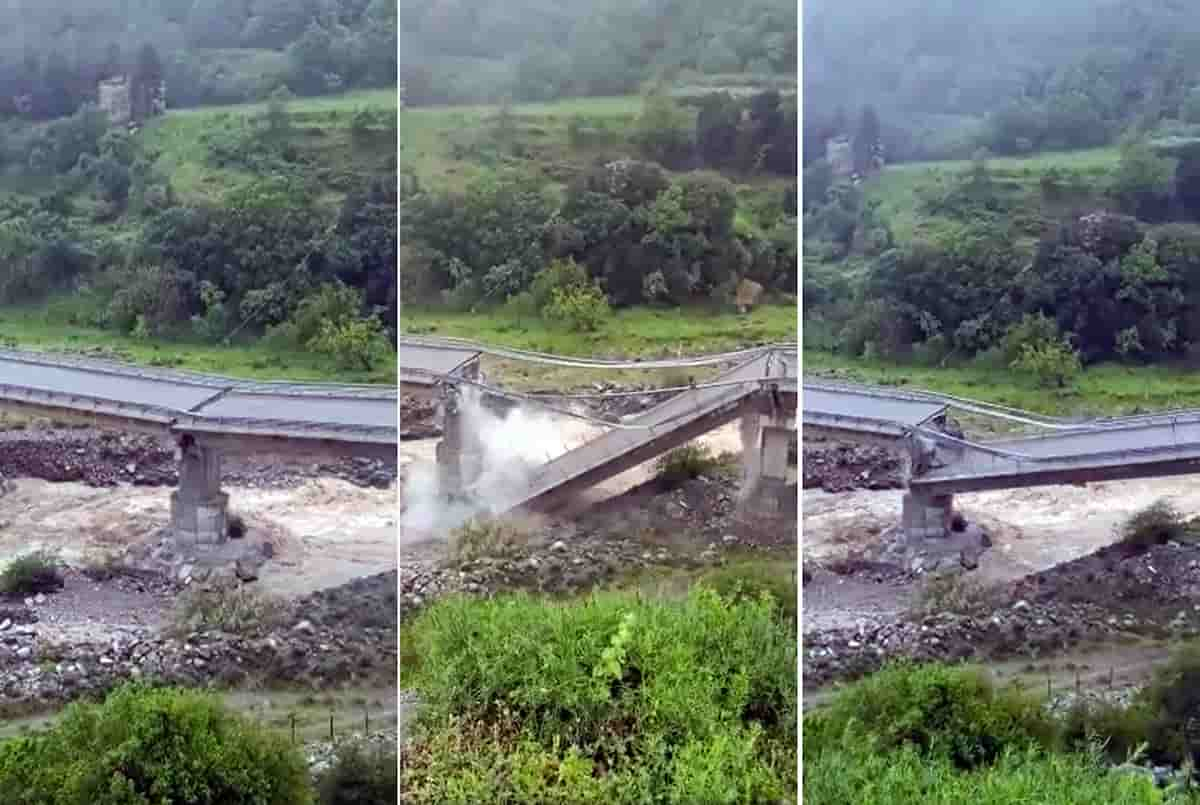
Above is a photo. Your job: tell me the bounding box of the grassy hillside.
[0,89,399,383]
[864,147,1118,245]
[401,93,794,234]
[145,88,397,205]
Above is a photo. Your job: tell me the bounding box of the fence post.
[290,713,296,745]
[329,712,334,741]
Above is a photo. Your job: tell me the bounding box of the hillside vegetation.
[0,88,397,382]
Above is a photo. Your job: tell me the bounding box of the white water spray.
[399,386,597,537]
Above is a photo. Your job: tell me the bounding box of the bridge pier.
[170,436,228,546]
[739,406,796,516]
[901,491,954,541]
[437,383,465,500]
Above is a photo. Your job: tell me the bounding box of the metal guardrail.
[400,335,797,370]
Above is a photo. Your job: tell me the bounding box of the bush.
[448,517,533,560]
[1118,500,1187,553]
[402,588,796,802]
[309,315,391,370]
[1010,337,1082,388]
[699,561,797,624]
[0,683,313,805]
[0,550,64,596]
[543,281,611,332]
[909,574,996,619]
[803,740,1164,805]
[655,443,721,483]
[805,662,1057,770]
[172,582,286,636]
[317,741,397,805]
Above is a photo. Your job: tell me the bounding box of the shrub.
[309,315,391,371]
[316,741,397,805]
[655,443,721,483]
[402,588,796,801]
[448,517,533,560]
[543,281,611,332]
[805,662,1057,770]
[1010,337,1082,388]
[172,582,286,636]
[699,561,797,623]
[1118,500,1187,553]
[909,574,996,619]
[803,740,1163,805]
[0,550,64,596]
[0,684,313,804]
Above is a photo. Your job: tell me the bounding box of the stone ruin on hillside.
[98,75,167,127]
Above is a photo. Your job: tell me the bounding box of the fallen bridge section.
[482,348,797,516]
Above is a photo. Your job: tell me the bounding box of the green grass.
[865,147,1119,244]
[403,303,796,387]
[0,301,396,384]
[803,349,1200,417]
[144,88,397,204]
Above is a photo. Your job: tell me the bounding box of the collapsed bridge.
[803,377,1200,539]
[399,336,799,518]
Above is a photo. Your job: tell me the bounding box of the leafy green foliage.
[1010,337,1083,388]
[0,550,64,596]
[543,282,610,332]
[309,315,390,371]
[805,663,1056,771]
[402,589,796,802]
[0,684,313,804]
[655,443,722,484]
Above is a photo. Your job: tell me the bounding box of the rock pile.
[804,542,1200,687]
[0,427,396,490]
[0,571,398,712]
[802,443,905,493]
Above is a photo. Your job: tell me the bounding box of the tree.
[633,88,694,169]
[1112,139,1177,220]
[853,105,880,174]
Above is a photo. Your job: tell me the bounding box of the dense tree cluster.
[401,159,796,310]
[806,148,1200,366]
[400,0,796,106]
[805,0,1200,164]
[0,0,396,118]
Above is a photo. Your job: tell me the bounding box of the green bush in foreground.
[402,588,797,803]
[0,683,313,805]
[804,740,1174,805]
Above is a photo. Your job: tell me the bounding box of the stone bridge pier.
[170,434,229,546]
[738,395,796,517]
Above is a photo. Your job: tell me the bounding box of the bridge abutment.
[901,491,953,541]
[170,437,228,546]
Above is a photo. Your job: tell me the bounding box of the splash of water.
[399,387,587,538]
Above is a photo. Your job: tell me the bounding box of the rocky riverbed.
[0,569,397,714]
[0,427,396,490]
[804,541,1200,688]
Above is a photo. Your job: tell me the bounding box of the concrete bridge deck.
[0,349,396,452]
[801,377,1200,496]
